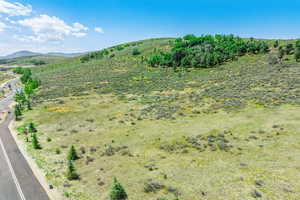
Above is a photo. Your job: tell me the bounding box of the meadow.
[15,37,300,200]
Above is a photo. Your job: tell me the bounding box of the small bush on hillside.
[31,59,47,66]
[286,43,294,55]
[67,160,79,180]
[273,40,279,48]
[132,48,141,56]
[110,178,128,200]
[32,133,41,149]
[294,40,300,62]
[14,104,22,120]
[116,45,125,51]
[80,50,110,63]
[28,122,37,133]
[278,46,285,61]
[268,55,279,65]
[68,145,79,161]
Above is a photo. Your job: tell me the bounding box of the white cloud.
[73,22,88,32]
[0,0,32,16]
[72,32,87,38]
[17,14,88,42]
[94,27,104,33]
[0,21,6,31]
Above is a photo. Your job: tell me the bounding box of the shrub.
[268,55,279,65]
[132,48,141,56]
[116,45,125,51]
[274,40,279,48]
[14,104,22,121]
[67,160,79,180]
[28,122,37,133]
[286,43,294,55]
[68,145,79,161]
[31,59,47,66]
[32,133,41,149]
[55,148,61,154]
[110,178,128,200]
[296,40,300,49]
[295,49,300,62]
[278,46,285,60]
[13,67,25,74]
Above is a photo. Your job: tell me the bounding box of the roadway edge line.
[0,135,27,200]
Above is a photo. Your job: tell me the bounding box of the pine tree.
[68,145,79,161]
[67,160,79,180]
[278,47,285,61]
[14,104,22,121]
[26,99,32,110]
[110,177,128,200]
[28,122,37,133]
[295,49,300,62]
[286,43,294,55]
[32,133,41,149]
[273,40,279,48]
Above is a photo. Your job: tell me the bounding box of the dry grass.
[17,93,300,200]
[15,38,300,200]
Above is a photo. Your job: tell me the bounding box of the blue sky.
[1,0,300,55]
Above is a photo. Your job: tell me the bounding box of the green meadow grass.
[16,38,300,200]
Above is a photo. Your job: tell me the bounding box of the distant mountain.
[46,52,84,58]
[0,51,41,59]
[0,50,84,59]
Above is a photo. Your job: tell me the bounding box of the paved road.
[0,78,50,200]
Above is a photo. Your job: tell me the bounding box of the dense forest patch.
[147,35,269,69]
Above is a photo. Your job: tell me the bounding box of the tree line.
[13,67,40,120]
[147,34,270,69]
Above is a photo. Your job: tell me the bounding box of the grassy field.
[0,71,13,84]
[16,38,300,200]
[0,72,14,98]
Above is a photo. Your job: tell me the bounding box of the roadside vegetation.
[13,36,300,200]
[0,72,14,98]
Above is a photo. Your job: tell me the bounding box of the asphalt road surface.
[0,78,50,200]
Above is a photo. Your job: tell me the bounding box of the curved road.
[0,78,49,200]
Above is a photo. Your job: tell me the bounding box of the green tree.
[14,104,22,121]
[14,91,27,105]
[68,145,79,161]
[286,43,294,55]
[25,99,32,110]
[24,83,34,96]
[132,48,141,56]
[278,46,285,61]
[32,133,41,149]
[110,178,128,200]
[67,160,79,180]
[28,122,37,133]
[296,40,300,49]
[273,40,279,48]
[295,49,300,62]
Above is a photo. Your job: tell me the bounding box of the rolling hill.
[14,37,300,200]
[0,50,84,59]
[0,55,67,67]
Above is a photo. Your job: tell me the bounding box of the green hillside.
[15,36,300,200]
[0,55,66,67]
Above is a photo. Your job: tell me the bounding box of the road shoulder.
[8,110,65,200]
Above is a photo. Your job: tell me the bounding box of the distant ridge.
[0,50,84,59]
